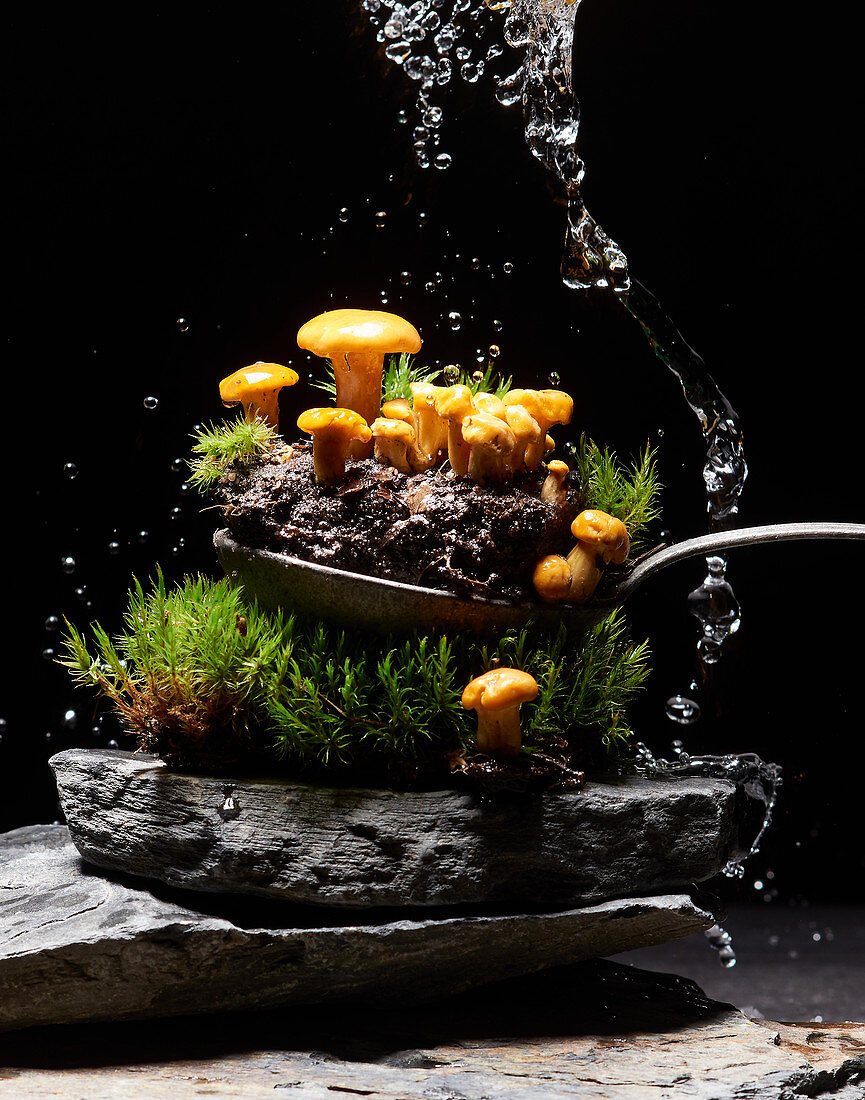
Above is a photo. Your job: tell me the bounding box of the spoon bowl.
[214,522,865,636]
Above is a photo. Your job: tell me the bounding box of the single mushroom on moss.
[370,417,417,475]
[297,308,422,459]
[503,388,574,469]
[296,407,372,485]
[461,411,516,484]
[435,384,476,477]
[219,363,299,429]
[461,668,539,757]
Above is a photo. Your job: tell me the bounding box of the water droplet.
[492,319,503,331]
[374,211,388,228]
[460,60,483,82]
[218,785,241,821]
[448,311,462,331]
[548,370,560,386]
[425,280,436,293]
[61,556,76,575]
[45,615,60,631]
[143,395,159,411]
[338,207,350,222]
[108,540,121,556]
[399,271,412,285]
[471,369,485,382]
[42,647,56,661]
[488,344,500,359]
[434,152,452,169]
[176,317,188,332]
[108,739,119,749]
[137,530,150,544]
[665,694,701,725]
[63,462,79,481]
[397,108,408,124]
[444,364,460,384]
[503,261,514,274]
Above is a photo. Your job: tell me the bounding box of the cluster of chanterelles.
[217,307,632,609]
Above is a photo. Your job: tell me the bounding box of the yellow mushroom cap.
[296,407,372,444]
[473,391,507,419]
[297,308,422,358]
[571,509,630,564]
[435,384,475,421]
[461,668,539,712]
[381,398,414,424]
[219,363,299,408]
[503,387,573,430]
[546,459,569,478]
[370,417,415,445]
[461,411,515,453]
[532,555,573,602]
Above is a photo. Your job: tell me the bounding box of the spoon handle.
[617,521,865,600]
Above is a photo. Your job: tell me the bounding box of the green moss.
[60,572,649,781]
[312,352,512,405]
[188,414,278,492]
[572,435,663,553]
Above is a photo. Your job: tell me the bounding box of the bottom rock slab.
[0,825,713,1031]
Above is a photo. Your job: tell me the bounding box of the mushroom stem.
[541,460,570,507]
[564,542,604,602]
[476,707,522,756]
[332,350,384,459]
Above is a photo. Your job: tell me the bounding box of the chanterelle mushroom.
[541,459,570,506]
[461,411,516,484]
[370,417,417,475]
[297,309,422,459]
[296,407,372,485]
[410,382,448,463]
[434,384,476,477]
[503,389,573,469]
[219,363,299,429]
[571,509,630,564]
[461,668,539,757]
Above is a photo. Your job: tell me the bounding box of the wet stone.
[51,748,756,910]
[0,824,714,1032]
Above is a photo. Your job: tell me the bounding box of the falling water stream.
[362,0,771,962]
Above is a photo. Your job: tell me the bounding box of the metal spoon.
[214,522,865,636]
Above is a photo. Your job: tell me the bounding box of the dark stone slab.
[51,747,748,909]
[0,825,715,1032]
[1,927,862,1098]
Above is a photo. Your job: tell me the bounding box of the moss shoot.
[61,571,650,784]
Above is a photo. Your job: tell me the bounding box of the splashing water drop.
[143,395,159,411]
[665,695,701,726]
[448,311,462,330]
[61,555,76,575]
[63,462,79,481]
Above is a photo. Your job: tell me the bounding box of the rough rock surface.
[1,897,862,1098]
[0,825,714,1032]
[51,748,752,909]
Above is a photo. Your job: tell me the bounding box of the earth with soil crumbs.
[216,440,621,602]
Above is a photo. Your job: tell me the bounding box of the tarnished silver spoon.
[214,522,865,636]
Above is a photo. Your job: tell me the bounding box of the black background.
[3,1,862,906]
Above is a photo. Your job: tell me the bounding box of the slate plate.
[51,748,753,909]
[0,825,716,1032]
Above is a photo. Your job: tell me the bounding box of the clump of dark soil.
[215,443,582,599]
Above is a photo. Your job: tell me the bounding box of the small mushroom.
[532,544,603,604]
[461,412,516,484]
[297,309,422,459]
[434,384,476,477]
[461,668,539,757]
[370,417,417,475]
[503,388,573,468]
[296,407,372,485]
[541,459,570,506]
[409,382,448,463]
[571,509,630,564]
[219,363,299,429]
[504,403,544,474]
